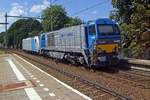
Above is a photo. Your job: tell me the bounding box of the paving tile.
[0,54,91,100]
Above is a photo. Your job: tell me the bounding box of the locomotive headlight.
[97,48,103,53]
[118,46,121,52]
[112,46,119,55]
[98,56,106,62]
[112,47,116,52]
[112,46,118,52]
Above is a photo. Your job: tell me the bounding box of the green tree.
[111,0,150,58]
[7,18,43,48]
[66,17,82,26]
[42,5,68,32]
[42,5,82,32]
[111,0,133,23]
[0,32,5,44]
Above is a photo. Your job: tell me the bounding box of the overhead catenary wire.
[73,0,110,15]
[51,0,59,4]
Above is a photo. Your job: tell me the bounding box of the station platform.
[0,54,91,100]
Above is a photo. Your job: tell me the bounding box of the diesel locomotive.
[22,18,121,67]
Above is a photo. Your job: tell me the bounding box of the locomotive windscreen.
[97,25,120,36]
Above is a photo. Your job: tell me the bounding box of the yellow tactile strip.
[0,80,36,92]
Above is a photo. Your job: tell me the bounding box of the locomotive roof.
[87,18,116,25]
[40,18,116,35]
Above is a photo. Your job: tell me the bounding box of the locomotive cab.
[86,18,121,67]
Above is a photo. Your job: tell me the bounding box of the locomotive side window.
[114,25,120,34]
[89,25,96,35]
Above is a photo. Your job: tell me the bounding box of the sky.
[0,0,113,32]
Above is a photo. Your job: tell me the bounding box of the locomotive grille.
[47,33,55,47]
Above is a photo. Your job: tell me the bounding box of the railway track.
[129,69,150,77]
[115,66,150,88]
[95,66,150,89]
[114,71,149,88]
[9,50,131,100]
